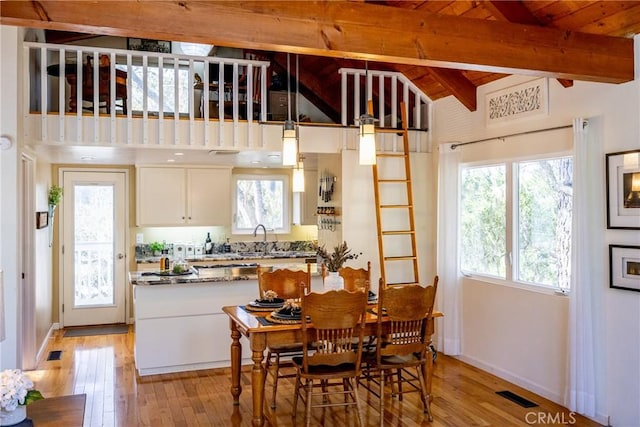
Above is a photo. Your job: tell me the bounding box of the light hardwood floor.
[28,326,601,426]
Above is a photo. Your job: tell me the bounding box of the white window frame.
[460,151,573,293]
[232,173,290,235]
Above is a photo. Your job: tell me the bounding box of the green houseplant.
[47,185,64,247]
[149,241,164,256]
[48,184,64,207]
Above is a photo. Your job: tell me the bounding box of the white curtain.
[566,117,599,416]
[437,143,462,355]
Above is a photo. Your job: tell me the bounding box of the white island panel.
[133,280,256,376]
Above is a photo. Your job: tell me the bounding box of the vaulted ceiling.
[2,1,640,122]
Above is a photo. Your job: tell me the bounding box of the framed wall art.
[609,245,640,292]
[485,77,548,126]
[127,38,171,53]
[606,149,640,229]
[36,211,48,229]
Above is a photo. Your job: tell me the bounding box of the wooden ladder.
[371,102,419,286]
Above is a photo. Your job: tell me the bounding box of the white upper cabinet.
[136,166,231,226]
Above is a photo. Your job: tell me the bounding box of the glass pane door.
[73,184,115,307]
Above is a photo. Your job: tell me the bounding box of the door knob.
[117,253,125,259]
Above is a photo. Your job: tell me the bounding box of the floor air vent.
[496,390,538,408]
[47,350,62,361]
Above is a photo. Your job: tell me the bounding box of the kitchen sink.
[192,263,273,277]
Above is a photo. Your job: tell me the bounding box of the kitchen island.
[131,260,321,376]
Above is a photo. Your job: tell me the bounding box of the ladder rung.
[377,153,406,158]
[382,230,415,235]
[381,204,412,209]
[378,179,410,183]
[384,256,417,261]
[375,128,405,134]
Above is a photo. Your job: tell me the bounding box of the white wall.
[34,160,53,353]
[341,150,437,292]
[433,69,640,425]
[0,25,22,368]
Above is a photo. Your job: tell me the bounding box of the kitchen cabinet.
[136,166,231,226]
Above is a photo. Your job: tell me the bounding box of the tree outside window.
[460,156,573,290]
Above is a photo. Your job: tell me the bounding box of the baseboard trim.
[457,354,563,405]
[35,324,57,364]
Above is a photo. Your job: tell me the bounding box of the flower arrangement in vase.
[316,241,361,291]
[316,241,360,272]
[0,369,43,426]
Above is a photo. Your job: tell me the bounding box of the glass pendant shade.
[282,120,298,166]
[292,161,305,192]
[359,115,376,165]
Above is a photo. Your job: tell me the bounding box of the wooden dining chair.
[257,264,311,409]
[292,286,368,426]
[363,276,438,425]
[82,54,127,114]
[320,261,371,291]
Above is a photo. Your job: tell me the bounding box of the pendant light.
[293,156,305,192]
[282,53,298,166]
[292,55,305,192]
[358,61,376,165]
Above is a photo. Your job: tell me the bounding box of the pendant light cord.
[287,53,292,122]
[296,54,299,125]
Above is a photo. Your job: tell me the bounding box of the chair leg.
[305,380,313,427]
[351,377,364,427]
[379,371,386,427]
[292,371,301,422]
[397,368,404,401]
[417,365,433,422]
[271,352,280,409]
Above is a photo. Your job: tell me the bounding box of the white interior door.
[62,171,127,326]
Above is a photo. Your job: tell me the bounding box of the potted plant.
[47,185,63,247]
[149,241,164,257]
[316,241,360,290]
[0,369,44,426]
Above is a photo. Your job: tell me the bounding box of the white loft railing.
[23,42,270,146]
[338,68,431,130]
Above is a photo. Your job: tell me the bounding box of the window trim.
[232,173,290,235]
[459,150,573,292]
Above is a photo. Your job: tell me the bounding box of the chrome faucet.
[253,224,268,254]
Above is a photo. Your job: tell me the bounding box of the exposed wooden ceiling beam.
[0,1,633,84]
[482,0,574,88]
[425,67,477,111]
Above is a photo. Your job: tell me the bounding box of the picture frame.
[609,245,640,292]
[606,149,640,229]
[36,211,48,229]
[127,38,171,53]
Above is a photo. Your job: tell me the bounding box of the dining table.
[222,304,443,426]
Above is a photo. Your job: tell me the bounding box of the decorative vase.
[0,405,27,426]
[324,271,344,291]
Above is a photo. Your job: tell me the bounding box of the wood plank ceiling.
[3,1,640,121]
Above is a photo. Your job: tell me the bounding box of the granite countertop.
[130,262,319,286]
[135,251,317,264]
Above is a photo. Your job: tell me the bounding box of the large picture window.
[460,156,573,290]
[232,174,289,234]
